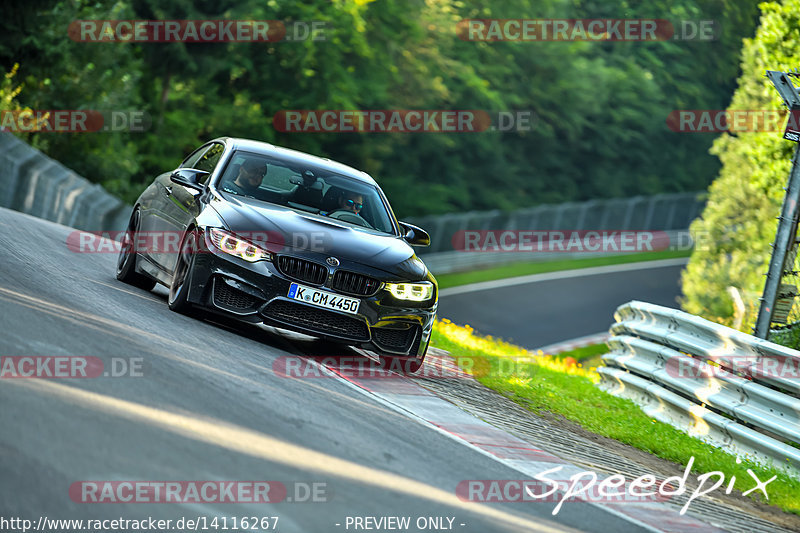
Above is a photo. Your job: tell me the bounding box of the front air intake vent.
[277,256,328,285]
[332,270,381,297]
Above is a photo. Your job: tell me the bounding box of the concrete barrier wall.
[0,131,706,274]
[0,132,130,231]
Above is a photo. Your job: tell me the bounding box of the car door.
[161,142,225,273]
[141,144,211,271]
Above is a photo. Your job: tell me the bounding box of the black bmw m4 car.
[116,137,437,373]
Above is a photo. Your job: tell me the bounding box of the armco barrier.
[0,132,130,231]
[407,192,706,274]
[418,229,691,274]
[599,301,800,475]
[0,130,703,264]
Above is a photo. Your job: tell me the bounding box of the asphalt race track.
[0,208,672,532]
[437,260,687,349]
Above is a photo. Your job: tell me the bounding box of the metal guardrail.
[598,301,800,475]
[0,132,130,231]
[420,229,694,274]
[0,131,703,272]
[407,193,706,274]
[408,193,707,254]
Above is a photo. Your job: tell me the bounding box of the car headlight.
[208,228,272,262]
[385,281,434,301]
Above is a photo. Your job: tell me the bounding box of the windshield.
[216,150,397,235]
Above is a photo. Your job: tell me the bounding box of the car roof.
[217,137,377,186]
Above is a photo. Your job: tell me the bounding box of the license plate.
[287,283,360,314]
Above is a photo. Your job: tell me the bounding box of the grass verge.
[431,318,800,515]
[435,249,691,290]
[548,343,608,369]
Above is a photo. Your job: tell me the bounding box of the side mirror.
[170,168,209,191]
[399,221,431,247]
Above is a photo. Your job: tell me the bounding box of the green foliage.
[1,0,760,218]
[681,0,799,329]
[0,64,24,113]
[0,0,146,200]
[432,319,800,514]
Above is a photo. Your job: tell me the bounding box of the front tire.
[168,230,199,315]
[116,209,156,291]
[379,331,430,374]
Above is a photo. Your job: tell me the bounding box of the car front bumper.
[184,237,437,360]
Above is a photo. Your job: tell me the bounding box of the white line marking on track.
[310,356,720,533]
[85,277,163,303]
[533,332,610,355]
[439,258,689,297]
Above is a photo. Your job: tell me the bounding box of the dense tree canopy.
[681,0,800,331]
[1,0,759,218]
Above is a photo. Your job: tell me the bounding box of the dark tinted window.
[218,150,397,235]
[193,143,225,183]
[181,146,208,168]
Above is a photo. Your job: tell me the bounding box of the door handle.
[164,186,173,196]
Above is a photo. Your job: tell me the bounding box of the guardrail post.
[621,196,641,230]
[664,199,677,230]
[603,300,800,474]
[754,143,800,337]
[755,70,800,338]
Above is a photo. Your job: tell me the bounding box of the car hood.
[210,194,428,280]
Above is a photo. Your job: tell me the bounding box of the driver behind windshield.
[226,160,267,196]
[326,190,371,228]
[337,190,364,214]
